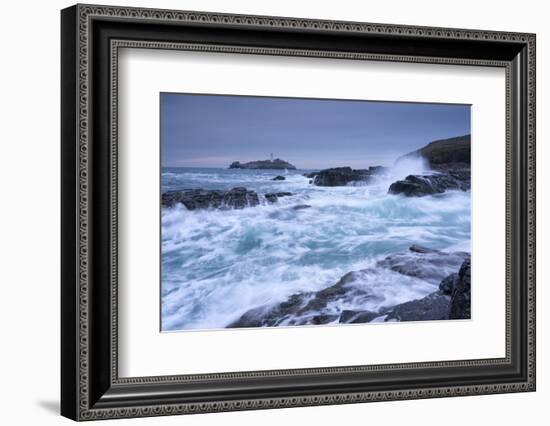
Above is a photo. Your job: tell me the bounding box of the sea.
[161,158,471,331]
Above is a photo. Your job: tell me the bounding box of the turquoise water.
[161,163,471,331]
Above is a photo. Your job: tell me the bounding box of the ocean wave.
[161,167,470,330]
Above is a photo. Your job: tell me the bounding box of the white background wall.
[0,0,546,424]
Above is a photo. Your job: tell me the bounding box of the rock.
[311,314,339,325]
[228,294,306,328]
[339,310,379,324]
[385,291,451,321]
[439,273,459,295]
[264,192,293,203]
[303,172,318,178]
[312,166,388,187]
[229,158,296,170]
[292,204,312,210]
[388,171,470,196]
[449,257,471,319]
[298,278,351,313]
[409,244,440,254]
[397,134,470,171]
[228,272,372,328]
[383,255,471,322]
[313,167,361,186]
[226,306,266,328]
[272,175,286,181]
[228,247,471,328]
[376,248,468,285]
[161,187,259,210]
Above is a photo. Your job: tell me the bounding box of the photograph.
[160,93,472,332]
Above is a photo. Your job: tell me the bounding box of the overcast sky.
[161,93,470,169]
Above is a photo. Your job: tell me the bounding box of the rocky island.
[229,158,296,170]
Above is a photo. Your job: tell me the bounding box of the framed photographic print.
[61,4,536,421]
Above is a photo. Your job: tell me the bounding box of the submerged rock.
[229,158,296,170]
[162,187,260,210]
[272,175,286,181]
[376,246,468,285]
[292,204,312,210]
[409,244,441,254]
[388,171,470,197]
[311,166,388,187]
[264,192,293,203]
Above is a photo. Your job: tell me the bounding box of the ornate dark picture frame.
[61,3,536,421]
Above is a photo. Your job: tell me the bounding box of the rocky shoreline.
[388,170,470,196]
[228,246,471,328]
[162,134,472,209]
[161,187,295,209]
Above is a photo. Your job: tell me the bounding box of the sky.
[161,93,470,169]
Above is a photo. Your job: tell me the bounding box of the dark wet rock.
[388,171,470,197]
[228,272,373,328]
[409,244,441,254]
[376,247,468,285]
[292,204,312,210]
[311,314,339,325]
[229,158,296,170]
[312,166,388,187]
[303,171,318,178]
[313,167,363,186]
[228,247,471,328]
[385,256,471,322]
[264,192,293,203]
[397,134,470,171]
[162,187,259,210]
[339,310,380,324]
[385,291,451,322]
[272,175,286,181]
[226,306,266,328]
[449,257,471,319]
[439,273,459,295]
[298,274,357,313]
[228,294,305,328]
